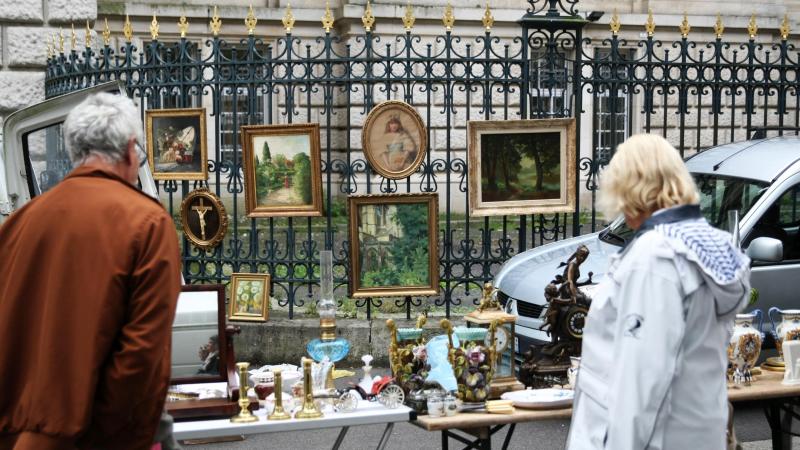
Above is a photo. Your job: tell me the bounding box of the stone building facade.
[0,0,96,145]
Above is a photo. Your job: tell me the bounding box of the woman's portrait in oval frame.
[362,101,428,180]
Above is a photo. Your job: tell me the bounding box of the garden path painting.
[480,131,561,202]
[251,134,313,208]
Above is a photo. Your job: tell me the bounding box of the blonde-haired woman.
[567,134,751,450]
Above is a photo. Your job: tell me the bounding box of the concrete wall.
[0,0,97,145]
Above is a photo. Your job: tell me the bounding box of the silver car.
[496,136,800,355]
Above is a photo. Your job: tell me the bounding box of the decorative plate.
[500,388,573,409]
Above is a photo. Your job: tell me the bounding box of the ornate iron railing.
[44,1,799,319]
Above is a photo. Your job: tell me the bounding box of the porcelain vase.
[728,311,763,384]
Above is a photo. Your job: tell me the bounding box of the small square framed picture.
[228,273,270,322]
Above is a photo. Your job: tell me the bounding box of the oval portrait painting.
[362,101,428,179]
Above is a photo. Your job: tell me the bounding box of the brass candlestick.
[230,362,258,423]
[294,358,323,419]
[268,368,291,420]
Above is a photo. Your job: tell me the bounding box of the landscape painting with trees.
[480,131,561,202]
[468,118,576,216]
[241,124,323,217]
[349,194,440,298]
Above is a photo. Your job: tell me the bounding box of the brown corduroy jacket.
[0,166,181,450]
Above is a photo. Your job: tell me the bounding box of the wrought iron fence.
[44,0,799,319]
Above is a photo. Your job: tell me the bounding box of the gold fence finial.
[283,3,295,33]
[150,13,159,40]
[210,6,222,36]
[52,33,60,54]
[46,40,53,58]
[610,9,620,35]
[245,5,257,35]
[482,2,494,32]
[748,13,757,39]
[322,1,334,33]
[443,2,455,32]
[123,14,133,42]
[713,13,724,39]
[85,20,92,47]
[362,0,375,32]
[645,9,655,37]
[781,14,790,40]
[71,23,77,50]
[102,18,111,45]
[178,14,189,38]
[58,28,65,52]
[679,12,690,38]
[402,1,415,32]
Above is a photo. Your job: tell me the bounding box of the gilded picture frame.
[228,273,270,322]
[348,193,440,298]
[362,101,428,180]
[467,118,576,217]
[180,187,228,250]
[241,123,324,218]
[146,108,208,181]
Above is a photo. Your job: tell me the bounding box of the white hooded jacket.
[567,204,751,450]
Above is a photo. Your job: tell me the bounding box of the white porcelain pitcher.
[768,307,800,358]
[728,310,763,383]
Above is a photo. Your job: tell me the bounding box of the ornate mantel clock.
[466,283,524,398]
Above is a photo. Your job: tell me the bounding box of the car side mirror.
[746,237,783,263]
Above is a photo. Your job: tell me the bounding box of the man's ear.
[125,137,137,164]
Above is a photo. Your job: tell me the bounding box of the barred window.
[592,48,632,164]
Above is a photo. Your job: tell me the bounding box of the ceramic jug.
[768,308,800,358]
[728,311,763,383]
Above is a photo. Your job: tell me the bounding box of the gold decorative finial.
[123,14,133,42]
[781,14,790,40]
[210,6,222,36]
[58,29,65,53]
[150,13,159,40]
[482,2,494,32]
[46,41,53,59]
[748,13,758,39]
[610,10,620,35]
[84,21,92,47]
[679,12,690,38]
[282,4,295,34]
[70,23,77,50]
[645,9,655,37]
[245,5,257,35]
[322,1,334,33]
[178,14,189,38]
[102,18,111,46]
[362,0,375,32]
[402,2,415,32]
[713,13,724,39]
[443,2,455,32]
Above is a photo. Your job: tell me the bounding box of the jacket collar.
[64,165,164,207]
[620,204,702,252]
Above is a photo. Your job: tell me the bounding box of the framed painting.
[180,187,228,250]
[228,273,270,322]
[146,108,208,180]
[467,118,576,217]
[241,123,323,218]
[348,193,439,298]
[362,101,427,179]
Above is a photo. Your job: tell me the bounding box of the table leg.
[332,426,349,450]
[442,430,449,450]
[376,423,395,450]
[765,401,790,450]
[500,423,516,450]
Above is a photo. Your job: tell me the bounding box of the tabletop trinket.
[769,307,800,362]
[230,362,259,423]
[520,245,594,388]
[268,368,292,420]
[387,316,430,395]
[295,358,324,419]
[782,341,800,386]
[728,310,763,384]
[441,319,497,404]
